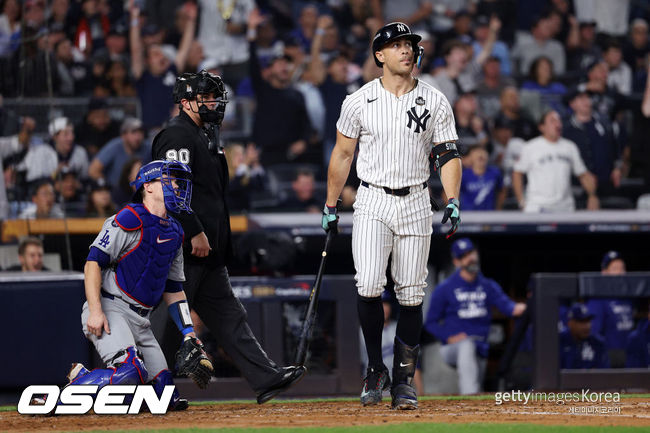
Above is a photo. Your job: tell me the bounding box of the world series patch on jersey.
[336,78,458,190]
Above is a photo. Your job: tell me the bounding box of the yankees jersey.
[514,136,587,212]
[336,78,457,189]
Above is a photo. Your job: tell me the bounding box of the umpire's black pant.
[161,264,281,392]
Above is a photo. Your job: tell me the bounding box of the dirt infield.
[2,398,649,432]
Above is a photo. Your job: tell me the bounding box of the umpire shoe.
[256,365,307,404]
[391,337,420,410]
[360,364,391,406]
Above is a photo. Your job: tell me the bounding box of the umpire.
[152,70,305,404]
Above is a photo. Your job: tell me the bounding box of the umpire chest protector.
[114,203,184,307]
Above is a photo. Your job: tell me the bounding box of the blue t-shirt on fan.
[460,166,503,210]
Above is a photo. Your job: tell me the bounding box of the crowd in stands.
[1,0,650,218]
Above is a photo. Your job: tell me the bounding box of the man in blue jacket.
[560,303,609,369]
[424,238,526,394]
[586,251,635,367]
[625,310,649,368]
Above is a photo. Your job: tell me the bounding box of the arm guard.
[432,142,461,172]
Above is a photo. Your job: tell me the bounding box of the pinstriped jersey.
[336,78,458,189]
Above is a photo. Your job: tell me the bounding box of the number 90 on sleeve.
[165,148,190,164]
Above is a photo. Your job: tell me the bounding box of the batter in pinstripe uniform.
[322,22,462,410]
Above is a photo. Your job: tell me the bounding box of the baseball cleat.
[170,398,189,411]
[67,363,90,383]
[360,365,391,406]
[256,365,307,404]
[391,383,418,410]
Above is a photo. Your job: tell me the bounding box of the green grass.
[50,424,650,433]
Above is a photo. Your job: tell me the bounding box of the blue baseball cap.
[567,303,594,321]
[601,250,622,270]
[452,238,475,259]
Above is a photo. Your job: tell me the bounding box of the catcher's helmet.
[131,160,193,214]
[372,22,423,68]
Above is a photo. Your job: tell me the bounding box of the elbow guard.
[432,142,461,172]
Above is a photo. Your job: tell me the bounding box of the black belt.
[360,181,427,196]
[101,289,150,317]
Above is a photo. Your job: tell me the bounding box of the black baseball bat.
[294,229,335,367]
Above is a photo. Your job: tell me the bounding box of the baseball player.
[63,160,213,411]
[560,303,609,369]
[322,22,462,410]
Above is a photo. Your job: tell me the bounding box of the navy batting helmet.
[372,22,423,68]
[131,160,193,214]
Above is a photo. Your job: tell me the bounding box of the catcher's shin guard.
[71,346,147,386]
[151,369,188,411]
[390,337,419,410]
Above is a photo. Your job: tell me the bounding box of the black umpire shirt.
[152,110,232,267]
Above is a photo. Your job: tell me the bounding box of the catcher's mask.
[173,70,228,126]
[131,160,193,214]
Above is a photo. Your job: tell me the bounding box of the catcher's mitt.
[175,336,214,389]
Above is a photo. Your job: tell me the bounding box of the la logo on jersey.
[406,107,431,133]
[18,385,175,415]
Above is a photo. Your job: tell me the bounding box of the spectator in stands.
[460,146,506,210]
[603,39,633,96]
[476,56,515,120]
[440,9,475,46]
[5,236,48,271]
[247,8,312,167]
[18,179,64,219]
[287,4,319,53]
[53,37,92,96]
[625,309,650,368]
[512,15,566,76]
[424,238,526,394]
[0,116,35,217]
[0,0,21,58]
[104,59,136,97]
[111,157,141,207]
[494,87,537,140]
[521,56,568,115]
[566,19,601,74]
[84,180,116,218]
[623,18,650,88]
[512,110,599,212]
[280,168,321,213]
[129,0,196,131]
[75,98,121,158]
[198,0,254,88]
[54,169,85,216]
[88,117,150,187]
[490,115,522,168]
[224,142,266,213]
[73,0,110,58]
[472,15,510,76]
[562,88,622,195]
[559,302,609,369]
[454,91,489,155]
[576,60,621,122]
[50,117,89,179]
[384,0,431,32]
[586,251,635,368]
[573,0,630,39]
[429,0,476,35]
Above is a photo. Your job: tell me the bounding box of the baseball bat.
[294,229,335,367]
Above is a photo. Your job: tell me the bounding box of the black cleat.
[256,366,306,404]
[360,365,391,406]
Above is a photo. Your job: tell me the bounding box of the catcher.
[65,159,212,411]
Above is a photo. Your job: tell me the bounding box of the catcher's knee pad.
[151,369,183,408]
[72,346,147,386]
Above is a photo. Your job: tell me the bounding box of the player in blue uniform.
[424,238,526,394]
[62,160,209,410]
[559,303,609,369]
[586,251,635,367]
[625,310,650,368]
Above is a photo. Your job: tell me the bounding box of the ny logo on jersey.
[397,23,407,32]
[98,230,110,248]
[406,107,431,133]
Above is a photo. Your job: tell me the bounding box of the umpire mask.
[195,70,228,126]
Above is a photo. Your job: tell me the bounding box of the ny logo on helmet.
[406,107,431,133]
[397,23,407,32]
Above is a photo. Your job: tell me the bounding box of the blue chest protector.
[114,203,184,307]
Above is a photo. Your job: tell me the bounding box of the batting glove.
[321,204,339,234]
[441,198,460,238]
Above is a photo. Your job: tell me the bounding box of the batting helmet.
[372,22,423,68]
[131,160,193,214]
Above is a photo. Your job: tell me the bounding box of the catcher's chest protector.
[114,204,183,307]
